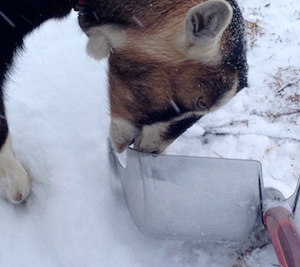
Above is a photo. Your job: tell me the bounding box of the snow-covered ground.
[1,1,299,266]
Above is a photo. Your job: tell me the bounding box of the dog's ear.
[185,0,233,49]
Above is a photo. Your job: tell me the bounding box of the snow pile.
[1,0,299,266]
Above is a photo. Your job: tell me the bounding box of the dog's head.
[79,0,247,153]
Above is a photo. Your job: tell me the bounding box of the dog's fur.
[0,0,72,203]
[0,0,247,203]
[79,0,248,153]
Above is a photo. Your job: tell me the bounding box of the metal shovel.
[108,141,300,266]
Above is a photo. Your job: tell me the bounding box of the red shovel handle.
[264,206,300,267]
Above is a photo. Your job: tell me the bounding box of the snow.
[1,0,300,266]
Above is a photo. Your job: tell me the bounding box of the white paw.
[0,135,31,204]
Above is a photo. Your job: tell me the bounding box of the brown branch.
[277,81,299,93]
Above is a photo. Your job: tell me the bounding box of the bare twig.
[278,81,300,93]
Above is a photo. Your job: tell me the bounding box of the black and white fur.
[0,0,72,203]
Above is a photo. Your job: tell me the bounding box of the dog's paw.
[0,135,31,204]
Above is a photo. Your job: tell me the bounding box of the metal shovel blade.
[109,141,266,248]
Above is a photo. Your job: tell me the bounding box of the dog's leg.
[0,97,30,203]
[0,102,30,203]
[0,0,72,203]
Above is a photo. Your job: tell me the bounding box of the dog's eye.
[196,97,208,111]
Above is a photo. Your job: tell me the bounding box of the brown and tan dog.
[0,0,247,203]
[80,0,248,153]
